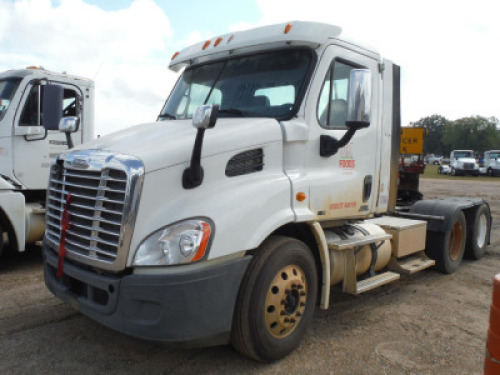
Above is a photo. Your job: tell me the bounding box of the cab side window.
[317,60,360,129]
[20,85,78,126]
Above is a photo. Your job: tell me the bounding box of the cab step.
[348,271,400,295]
[388,252,435,275]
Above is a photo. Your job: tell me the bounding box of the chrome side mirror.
[59,116,80,133]
[346,69,371,130]
[192,104,219,129]
[59,116,80,149]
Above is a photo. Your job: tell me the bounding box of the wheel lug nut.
[296,312,302,317]
[300,291,306,296]
[297,284,303,290]
[280,311,286,316]
[284,318,290,323]
[291,283,297,288]
[300,302,306,307]
[290,318,296,323]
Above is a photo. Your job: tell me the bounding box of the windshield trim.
[159,46,317,122]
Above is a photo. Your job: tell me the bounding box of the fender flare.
[0,190,26,252]
[409,197,490,233]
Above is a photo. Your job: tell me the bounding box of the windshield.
[455,151,474,159]
[0,78,21,121]
[160,49,313,120]
[489,152,500,159]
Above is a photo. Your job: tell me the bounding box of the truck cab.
[43,22,491,361]
[449,149,479,176]
[0,68,94,255]
[483,150,500,176]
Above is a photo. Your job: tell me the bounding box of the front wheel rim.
[265,264,307,339]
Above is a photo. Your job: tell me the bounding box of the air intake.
[225,149,264,177]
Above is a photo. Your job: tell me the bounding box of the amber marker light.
[26,66,39,69]
[284,23,293,34]
[171,51,180,61]
[202,40,211,50]
[214,37,223,47]
[192,222,211,262]
[296,192,306,202]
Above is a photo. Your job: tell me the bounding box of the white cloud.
[244,0,500,124]
[0,0,179,135]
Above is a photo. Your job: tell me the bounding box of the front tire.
[425,210,466,274]
[231,236,318,362]
[465,204,491,260]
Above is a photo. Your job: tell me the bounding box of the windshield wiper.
[158,112,176,120]
[218,108,248,117]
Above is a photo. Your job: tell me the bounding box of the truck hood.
[71,118,283,173]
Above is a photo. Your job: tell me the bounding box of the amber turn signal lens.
[202,40,211,50]
[296,192,306,202]
[284,23,293,34]
[171,51,180,60]
[214,37,223,47]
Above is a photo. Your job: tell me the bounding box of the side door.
[305,45,381,220]
[12,80,83,189]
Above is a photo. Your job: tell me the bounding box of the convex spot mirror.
[346,69,371,131]
[59,116,80,133]
[192,104,219,129]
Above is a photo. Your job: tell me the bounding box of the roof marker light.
[214,37,223,47]
[202,40,211,50]
[284,23,293,34]
[227,34,234,44]
[171,51,180,61]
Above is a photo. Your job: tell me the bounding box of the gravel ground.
[1,178,499,374]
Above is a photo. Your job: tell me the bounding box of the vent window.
[225,149,264,177]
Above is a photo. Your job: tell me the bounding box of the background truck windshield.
[455,151,474,159]
[161,49,313,120]
[0,78,21,121]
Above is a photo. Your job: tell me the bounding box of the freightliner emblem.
[72,158,90,168]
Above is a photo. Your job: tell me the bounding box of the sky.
[1,0,499,135]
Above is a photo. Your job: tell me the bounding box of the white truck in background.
[0,67,94,257]
[483,150,500,177]
[450,149,480,176]
[42,22,491,362]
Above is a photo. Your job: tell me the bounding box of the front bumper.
[43,241,252,347]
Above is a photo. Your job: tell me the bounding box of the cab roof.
[168,21,379,72]
[0,68,94,86]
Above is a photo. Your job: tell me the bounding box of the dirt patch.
[0,178,498,374]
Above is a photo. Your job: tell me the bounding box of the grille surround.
[45,150,145,272]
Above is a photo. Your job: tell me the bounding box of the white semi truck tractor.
[0,67,94,257]
[42,22,491,361]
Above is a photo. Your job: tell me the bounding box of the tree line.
[410,115,500,156]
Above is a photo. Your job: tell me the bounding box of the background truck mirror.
[346,69,371,130]
[42,84,63,130]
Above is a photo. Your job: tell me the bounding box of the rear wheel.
[465,204,491,260]
[425,210,466,274]
[231,236,318,362]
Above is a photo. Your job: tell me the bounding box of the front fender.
[0,190,26,252]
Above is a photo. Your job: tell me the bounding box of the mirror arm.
[183,128,206,189]
[320,128,356,157]
[65,133,74,149]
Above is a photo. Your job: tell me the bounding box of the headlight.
[133,219,212,266]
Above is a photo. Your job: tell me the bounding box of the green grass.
[421,164,499,181]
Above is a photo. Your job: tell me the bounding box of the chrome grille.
[46,163,127,262]
[463,162,475,170]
